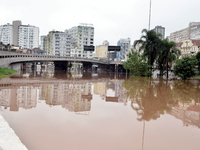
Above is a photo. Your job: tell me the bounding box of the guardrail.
[0,50,123,66]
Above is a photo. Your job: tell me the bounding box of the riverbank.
[191,75,200,80]
[0,114,28,150]
[0,68,18,80]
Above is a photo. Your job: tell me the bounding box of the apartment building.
[170,22,200,43]
[68,23,94,58]
[43,31,71,56]
[18,25,39,49]
[117,38,131,61]
[0,20,39,49]
[0,23,13,45]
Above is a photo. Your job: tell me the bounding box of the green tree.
[196,51,200,72]
[68,62,72,69]
[123,49,152,76]
[133,29,162,69]
[174,56,198,79]
[158,38,181,78]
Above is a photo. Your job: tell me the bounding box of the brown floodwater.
[0,70,200,150]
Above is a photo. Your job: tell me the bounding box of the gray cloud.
[0,0,200,46]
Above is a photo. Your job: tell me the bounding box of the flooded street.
[0,69,200,150]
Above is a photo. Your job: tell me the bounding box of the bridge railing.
[0,53,112,64]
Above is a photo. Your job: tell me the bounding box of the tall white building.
[68,23,94,58]
[18,25,39,49]
[53,31,71,56]
[0,21,39,49]
[0,23,13,45]
[117,38,131,61]
[70,44,78,57]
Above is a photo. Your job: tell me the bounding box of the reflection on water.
[0,69,127,114]
[1,72,200,128]
[1,71,200,150]
[122,77,200,128]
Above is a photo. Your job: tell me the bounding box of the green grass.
[190,75,200,80]
[0,67,18,80]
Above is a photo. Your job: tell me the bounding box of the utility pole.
[148,0,152,30]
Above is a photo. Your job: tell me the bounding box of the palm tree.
[158,38,181,78]
[134,29,162,70]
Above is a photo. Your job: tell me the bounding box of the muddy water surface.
[0,70,200,150]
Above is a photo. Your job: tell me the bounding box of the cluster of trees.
[123,29,200,79]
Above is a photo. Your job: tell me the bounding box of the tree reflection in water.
[172,80,200,103]
[122,77,178,122]
[122,77,200,149]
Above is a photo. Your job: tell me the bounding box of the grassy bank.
[190,75,200,80]
[0,67,18,80]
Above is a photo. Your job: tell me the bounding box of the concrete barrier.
[0,114,28,150]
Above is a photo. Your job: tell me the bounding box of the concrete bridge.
[0,51,124,71]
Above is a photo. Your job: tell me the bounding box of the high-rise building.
[70,44,78,57]
[117,38,131,61]
[68,23,94,58]
[170,22,200,43]
[12,20,22,46]
[18,25,39,49]
[43,30,71,56]
[40,35,46,50]
[189,22,200,40]
[152,26,165,40]
[0,23,13,45]
[0,20,39,49]
[170,27,188,43]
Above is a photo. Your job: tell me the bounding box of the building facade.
[40,35,46,50]
[18,25,39,49]
[170,22,200,43]
[176,39,200,57]
[117,38,131,61]
[70,44,78,57]
[95,45,108,59]
[0,23,13,45]
[152,26,165,40]
[12,20,22,46]
[43,31,71,56]
[0,20,39,49]
[53,31,71,56]
[68,23,94,58]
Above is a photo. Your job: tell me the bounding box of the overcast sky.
[0,0,200,46]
